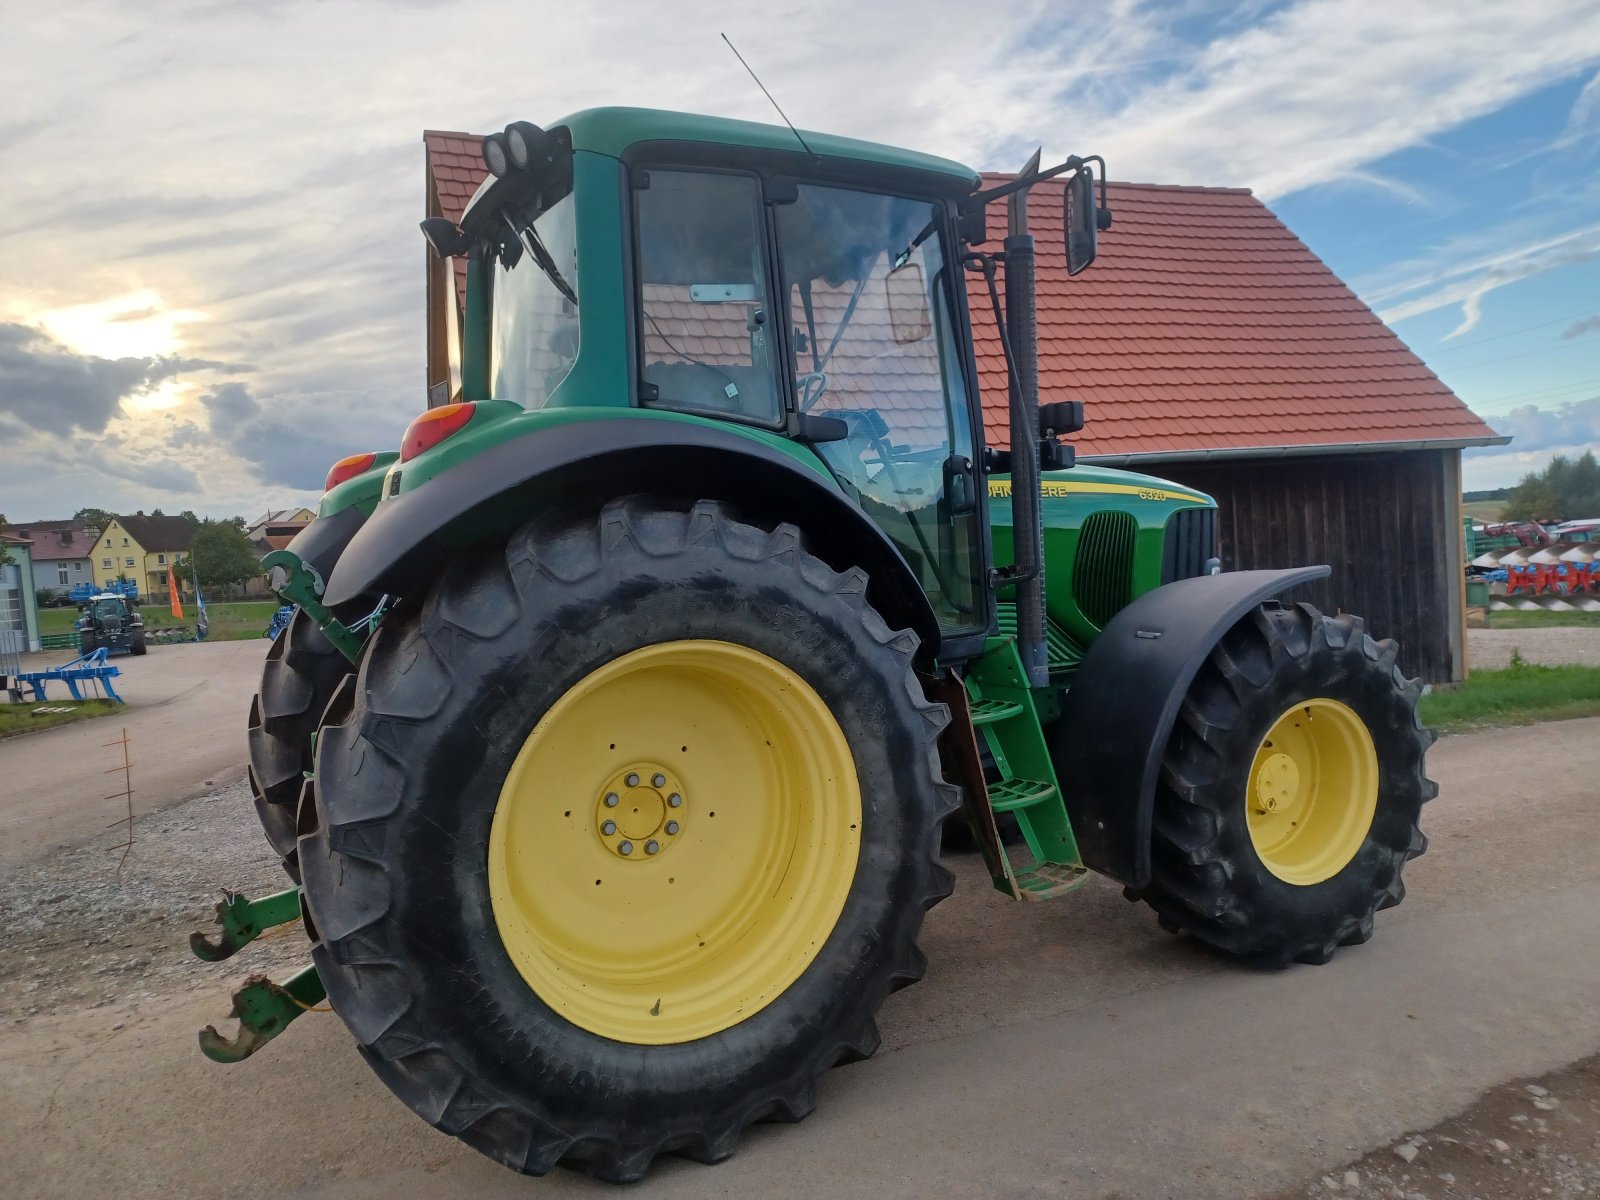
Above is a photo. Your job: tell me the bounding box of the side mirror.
[885,263,932,344]
[1064,165,1098,276]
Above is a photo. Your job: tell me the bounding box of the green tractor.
[213,107,1434,1182]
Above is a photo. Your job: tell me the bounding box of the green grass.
[1485,609,1600,629]
[0,698,122,738]
[37,601,280,643]
[1421,657,1600,733]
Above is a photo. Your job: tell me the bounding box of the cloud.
[3,0,1600,514]
[95,454,203,493]
[202,381,406,491]
[1563,315,1600,339]
[1478,395,1600,453]
[1370,222,1600,336]
[1462,395,1600,488]
[0,322,233,435]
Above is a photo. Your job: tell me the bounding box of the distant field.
[37,601,280,643]
[1463,500,1507,523]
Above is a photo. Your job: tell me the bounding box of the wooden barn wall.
[1148,450,1462,683]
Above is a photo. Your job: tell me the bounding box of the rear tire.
[247,610,350,880]
[1130,602,1436,967]
[302,498,957,1181]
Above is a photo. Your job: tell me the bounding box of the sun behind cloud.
[35,289,206,363]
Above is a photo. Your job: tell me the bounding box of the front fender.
[322,417,942,661]
[1052,566,1332,889]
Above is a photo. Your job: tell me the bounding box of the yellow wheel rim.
[487,640,861,1044]
[1245,697,1378,886]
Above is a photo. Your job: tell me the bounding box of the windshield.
[775,186,981,628]
[491,191,580,409]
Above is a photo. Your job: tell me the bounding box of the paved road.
[0,640,268,868]
[3,715,1597,1200]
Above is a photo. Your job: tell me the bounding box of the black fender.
[281,501,369,587]
[322,417,942,661]
[1052,566,1332,889]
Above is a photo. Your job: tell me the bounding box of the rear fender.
[1052,566,1332,889]
[321,418,941,663]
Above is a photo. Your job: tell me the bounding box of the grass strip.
[1422,657,1600,734]
[36,600,281,643]
[0,699,122,738]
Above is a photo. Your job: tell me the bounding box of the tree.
[0,514,13,567]
[74,506,113,531]
[180,510,201,526]
[1501,451,1600,522]
[176,520,262,590]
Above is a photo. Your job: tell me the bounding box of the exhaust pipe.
[1005,151,1049,688]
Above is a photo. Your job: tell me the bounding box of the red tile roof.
[423,137,1502,458]
[9,519,96,561]
[424,130,482,311]
[973,176,1502,457]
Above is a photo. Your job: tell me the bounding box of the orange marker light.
[324,452,378,493]
[400,403,476,462]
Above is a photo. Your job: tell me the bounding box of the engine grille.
[1162,506,1218,584]
[1072,510,1138,628]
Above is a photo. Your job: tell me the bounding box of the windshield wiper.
[502,211,577,306]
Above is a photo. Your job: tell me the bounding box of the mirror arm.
[966,156,1085,210]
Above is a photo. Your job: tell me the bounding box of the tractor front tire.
[247,610,350,880]
[302,498,957,1182]
[1132,602,1436,967]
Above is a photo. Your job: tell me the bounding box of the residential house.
[90,514,195,599]
[1,531,41,655]
[245,511,313,596]
[246,508,316,542]
[421,132,1505,682]
[11,518,99,593]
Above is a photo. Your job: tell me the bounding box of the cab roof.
[553,106,981,189]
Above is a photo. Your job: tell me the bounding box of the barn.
[421,132,1505,683]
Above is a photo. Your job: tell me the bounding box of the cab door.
[772,184,986,638]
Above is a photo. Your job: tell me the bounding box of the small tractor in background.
[204,107,1435,1183]
[75,592,146,656]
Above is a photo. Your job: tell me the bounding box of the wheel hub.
[596,766,684,858]
[1244,697,1379,886]
[1254,752,1300,812]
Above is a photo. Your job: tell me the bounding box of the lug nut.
[618,841,633,856]
[625,773,639,787]
[601,820,617,835]
[668,793,682,807]
[665,821,679,835]
[652,773,666,787]
[645,840,660,855]
[604,792,619,807]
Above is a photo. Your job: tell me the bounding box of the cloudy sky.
[2,0,1598,523]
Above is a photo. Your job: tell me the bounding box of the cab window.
[633,171,781,426]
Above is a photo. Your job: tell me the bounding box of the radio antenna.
[721,33,820,163]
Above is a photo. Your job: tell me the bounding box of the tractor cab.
[417,108,1106,665]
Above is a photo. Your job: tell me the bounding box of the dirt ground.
[0,639,268,866]
[1274,1057,1600,1200]
[2,715,1597,1199]
[1466,625,1600,670]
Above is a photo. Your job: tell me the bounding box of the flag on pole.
[169,562,184,618]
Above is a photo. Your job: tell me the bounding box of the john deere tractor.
[208,107,1434,1182]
